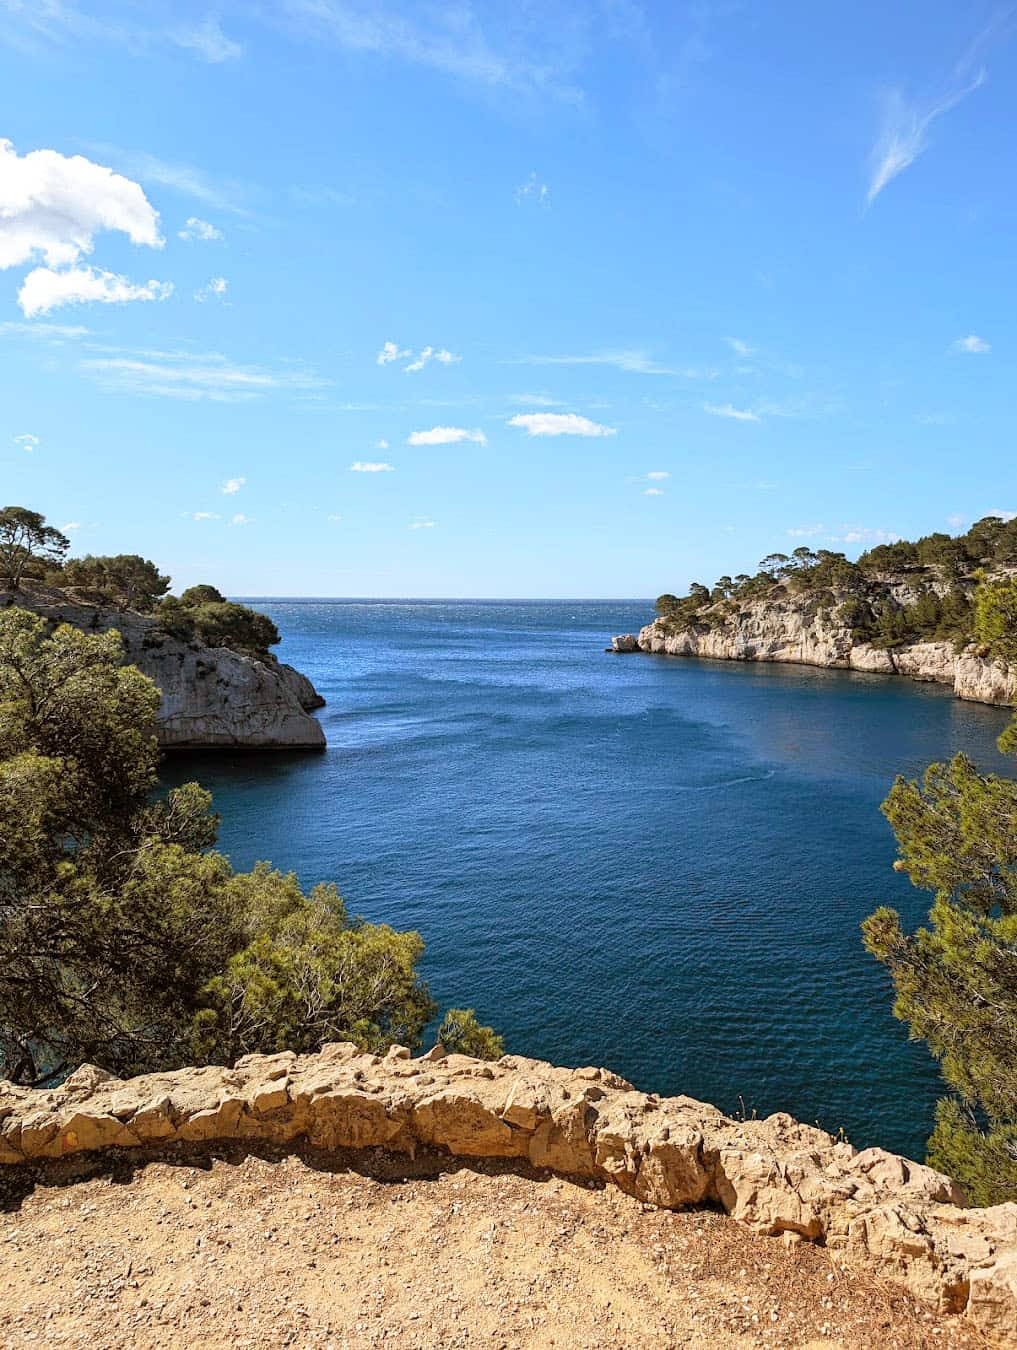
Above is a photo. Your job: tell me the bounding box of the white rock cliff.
[4,585,326,750]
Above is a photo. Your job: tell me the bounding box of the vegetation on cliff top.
[654,515,1017,660]
[1,504,279,659]
[0,607,500,1085]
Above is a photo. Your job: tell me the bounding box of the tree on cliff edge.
[864,730,1017,1205]
[0,506,69,590]
[0,607,500,1083]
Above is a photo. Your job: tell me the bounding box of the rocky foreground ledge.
[2,1046,1014,1341]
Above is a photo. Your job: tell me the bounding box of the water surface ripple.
[162,600,1013,1159]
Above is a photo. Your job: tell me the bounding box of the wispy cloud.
[508,412,616,438]
[787,524,825,537]
[230,512,254,526]
[867,60,987,205]
[81,347,329,401]
[378,340,459,371]
[185,511,219,522]
[952,333,990,353]
[644,487,664,496]
[351,460,395,472]
[408,426,487,446]
[222,476,246,495]
[725,337,754,356]
[509,391,562,407]
[195,276,228,302]
[645,470,669,480]
[0,319,88,341]
[178,216,223,242]
[409,518,436,530]
[830,525,902,545]
[14,432,39,452]
[92,146,248,214]
[516,172,550,206]
[172,17,242,63]
[704,402,759,422]
[511,350,673,375]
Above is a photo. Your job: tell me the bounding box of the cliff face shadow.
[0,1139,630,1215]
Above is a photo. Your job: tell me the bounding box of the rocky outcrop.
[1,1046,1014,1341]
[611,633,639,652]
[636,593,1016,707]
[4,584,326,750]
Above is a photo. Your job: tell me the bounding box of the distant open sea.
[161,599,1013,1160]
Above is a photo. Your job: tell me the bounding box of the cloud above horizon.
[408,425,487,446]
[222,476,246,494]
[867,69,986,205]
[18,265,173,316]
[178,216,223,242]
[351,460,395,471]
[508,412,616,437]
[952,333,991,353]
[704,402,759,422]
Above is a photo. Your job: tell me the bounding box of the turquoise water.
[161,600,1013,1160]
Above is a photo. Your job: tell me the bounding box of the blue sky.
[1,1,1015,597]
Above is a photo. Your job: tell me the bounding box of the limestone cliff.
[635,586,1017,707]
[1,1045,1015,1340]
[4,583,326,750]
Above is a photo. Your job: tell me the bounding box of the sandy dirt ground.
[0,1144,989,1349]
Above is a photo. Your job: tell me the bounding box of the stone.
[0,1046,1014,1339]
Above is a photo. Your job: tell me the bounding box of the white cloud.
[230,512,254,526]
[195,276,228,302]
[986,508,1017,523]
[81,348,329,401]
[725,337,754,356]
[178,216,223,242]
[644,487,664,496]
[509,392,562,406]
[508,412,616,438]
[645,470,670,480]
[831,526,902,545]
[222,476,246,494]
[350,460,395,472]
[952,334,990,353]
[408,425,487,446]
[512,350,672,375]
[18,265,173,316]
[516,172,550,206]
[704,402,759,422]
[376,438,390,449]
[787,524,825,537]
[172,17,242,63]
[62,521,81,532]
[867,70,985,205]
[327,513,342,524]
[409,519,436,529]
[947,513,968,529]
[0,138,162,271]
[382,343,461,372]
[186,511,219,522]
[14,433,39,451]
[377,340,411,366]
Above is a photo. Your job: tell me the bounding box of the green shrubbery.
[864,739,1017,1205]
[156,585,281,656]
[0,608,500,1085]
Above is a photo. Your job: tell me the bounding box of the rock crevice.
[1,1047,1014,1341]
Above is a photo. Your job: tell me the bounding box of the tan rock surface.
[1,1046,1014,1341]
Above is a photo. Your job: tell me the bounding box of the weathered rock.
[636,593,1016,708]
[1,1048,1014,1341]
[4,583,325,749]
[611,633,639,652]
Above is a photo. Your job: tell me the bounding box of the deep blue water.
[161,600,1013,1160]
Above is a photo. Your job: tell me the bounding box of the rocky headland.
[4,582,326,750]
[1,1046,1015,1342]
[632,594,1017,706]
[623,520,1017,706]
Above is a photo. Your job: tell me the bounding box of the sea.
[160,599,1013,1160]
